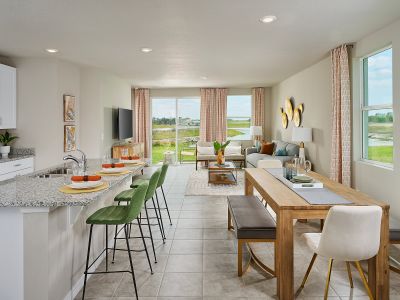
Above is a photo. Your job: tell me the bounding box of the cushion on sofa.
[259,142,274,155]
[246,153,272,167]
[197,146,214,155]
[286,143,299,156]
[273,140,288,154]
[225,145,242,155]
[275,148,287,156]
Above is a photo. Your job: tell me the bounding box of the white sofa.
[195,140,253,170]
[245,140,299,168]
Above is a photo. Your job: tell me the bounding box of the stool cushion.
[130,178,150,189]
[227,195,276,239]
[114,189,136,202]
[390,229,400,242]
[87,206,128,225]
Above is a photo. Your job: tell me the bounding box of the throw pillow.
[259,142,274,155]
[275,148,287,156]
[197,146,214,155]
[224,145,242,155]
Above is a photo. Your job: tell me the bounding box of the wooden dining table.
[244,168,390,300]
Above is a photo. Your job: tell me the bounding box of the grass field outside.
[365,122,393,164]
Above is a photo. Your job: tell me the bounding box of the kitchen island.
[0,159,145,300]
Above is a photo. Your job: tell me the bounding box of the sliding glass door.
[151,98,200,164]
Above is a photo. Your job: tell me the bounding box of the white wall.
[0,57,131,169]
[352,19,400,220]
[79,67,131,158]
[271,57,332,176]
[9,58,80,170]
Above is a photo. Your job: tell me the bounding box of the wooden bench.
[227,195,277,276]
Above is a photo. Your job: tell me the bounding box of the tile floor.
[76,164,400,300]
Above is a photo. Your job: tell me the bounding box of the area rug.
[185,169,245,196]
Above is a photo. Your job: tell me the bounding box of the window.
[227,95,252,140]
[361,47,393,165]
[151,98,200,164]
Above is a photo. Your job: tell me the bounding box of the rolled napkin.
[102,163,125,168]
[71,175,102,182]
[121,155,140,160]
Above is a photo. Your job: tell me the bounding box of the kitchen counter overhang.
[0,159,146,300]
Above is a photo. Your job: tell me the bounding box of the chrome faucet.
[63,149,88,173]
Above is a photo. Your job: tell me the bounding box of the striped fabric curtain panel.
[251,87,265,140]
[330,45,352,186]
[133,88,150,157]
[200,88,228,142]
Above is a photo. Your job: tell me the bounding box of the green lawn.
[227,119,250,128]
[152,128,244,140]
[367,146,393,164]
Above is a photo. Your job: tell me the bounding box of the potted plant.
[0,131,18,158]
[213,140,230,165]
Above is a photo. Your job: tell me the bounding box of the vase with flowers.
[213,140,230,165]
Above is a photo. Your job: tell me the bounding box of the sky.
[367,48,392,106]
[152,95,252,119]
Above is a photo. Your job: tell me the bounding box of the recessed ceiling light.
[45,48,59,53]
[259,15,277,23]
[201,76,208,80]
[141,47,153,53]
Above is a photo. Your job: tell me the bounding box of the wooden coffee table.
[208,161,238,185]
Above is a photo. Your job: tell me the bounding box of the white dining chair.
[299,205,382,300]
[256,159,282,169]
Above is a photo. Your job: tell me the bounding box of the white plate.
[101,167,126,173]
[69,181,103,189]
[120,159,141,164]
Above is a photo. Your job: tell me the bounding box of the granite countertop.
[0,159,144,207]
[0,148,35,163]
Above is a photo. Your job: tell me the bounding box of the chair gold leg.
[355,261,374,300]
[346,262,354,288]
[300,253,318,288]
[324,258,334,300]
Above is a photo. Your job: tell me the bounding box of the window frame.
[359,45,393,167]
[226,95,252,141]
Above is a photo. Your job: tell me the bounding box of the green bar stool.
[114,168,163,263]
[133,163,172,226]
[81,182,149,300]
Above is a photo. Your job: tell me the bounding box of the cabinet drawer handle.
[14,164,22,167]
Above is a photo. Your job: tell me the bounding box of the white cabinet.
[0,64,17,129]
[0,157,34,181]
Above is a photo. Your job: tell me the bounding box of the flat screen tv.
[118,108,133,140]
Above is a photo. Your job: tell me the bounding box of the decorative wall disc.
[281,112,288,129]
[293,108,301,127]
[285,98,293,120]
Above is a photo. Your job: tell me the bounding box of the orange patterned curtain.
[330,45,351,186]
[133,88,150,157]
[200,88,228,142]
[251,87,265,140]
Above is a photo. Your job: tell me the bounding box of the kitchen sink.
[35,167,73,178]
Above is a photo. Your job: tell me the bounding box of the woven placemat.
[59,182,109,194]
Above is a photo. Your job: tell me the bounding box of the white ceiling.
[1,0,400,88]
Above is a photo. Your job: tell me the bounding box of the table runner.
[265,168,353,205]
